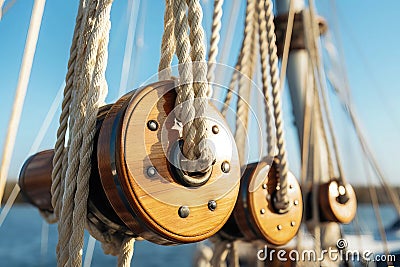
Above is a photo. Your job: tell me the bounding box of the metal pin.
[212,125,219,134]
[178,206,190,218]
[147,120,158,131]
[221,161,230,173]
[147,166,157,177]
[294,199,299,206]
[291,221,296,227]
[277,225,282,230]
[262,183,267,189]
[208,200,217,211]
[260,209,266,214]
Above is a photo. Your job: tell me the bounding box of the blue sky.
[0,0,399,185]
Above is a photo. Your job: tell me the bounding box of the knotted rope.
[159,0,213,178]
[51,1,134,266]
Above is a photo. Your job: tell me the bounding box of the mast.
[275,1,342,266]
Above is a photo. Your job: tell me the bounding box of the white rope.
[83,236,97,267]
[1,0,17,20]
[0,0,46,206]
[278,0,295,92]
[40,220,50,262]
[0,183,20,227]
[213,0,241,100]
[234,0,256,165]
[0,0,4,19]
[263,0,290,210]
[50,1,135,266]
[186,0,213,169]
[257,0,274,160]
[206,0,223,97]
[158,0,176,80]
[159,0,213,176]
[0,83,63,227]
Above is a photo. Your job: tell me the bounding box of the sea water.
[0,204,398,266]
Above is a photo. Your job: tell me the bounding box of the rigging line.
[278,0,294,91]
[83,236,96,267]
[0,82,64,227]
[364,158,392,266]
[332,3,400,133]
[212,0,241,100]
[129,0,147,89]
[0,0,46,206]
[308,1,346,182]
[348,105,400,216]
[118,0,141,97]
[0,183,19,227]
[326,65,400,215]
[40,220,49,263]
[206,0,224,97]
[0,0,4,19]
[234,0,257,165]
[29,82,64,155]
[327,0,351,102]
[1,0,17,19]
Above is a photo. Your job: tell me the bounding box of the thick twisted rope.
[263,0,290,210]
[257,0,274,160]
[158,0,175,80]
[157,0,212,174]
[206,0,223,96]
[172,0,197,162]
[234,0,256,165]
[51,0,84,223]
[186,0,214,170]
[51,1,135,266]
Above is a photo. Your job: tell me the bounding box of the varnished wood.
[98,80,241,244]
[19,150,54,212]
[221,160,303,246]
[20,80,241,245]
[19,105,133,235]
[319,179,357,224]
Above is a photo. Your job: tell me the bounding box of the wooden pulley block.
[220,159,303,246]
[318,179,357,224]
[97,80,241,244]
[19,105,133,235]
[19,80,240,245]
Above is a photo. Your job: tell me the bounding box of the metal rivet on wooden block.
[98,80,240,244]
[19,81,241,246]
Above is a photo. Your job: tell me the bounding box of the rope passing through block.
[158,0,216,187]
[20,81,241,246]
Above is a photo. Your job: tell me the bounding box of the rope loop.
[159,0,214,183]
